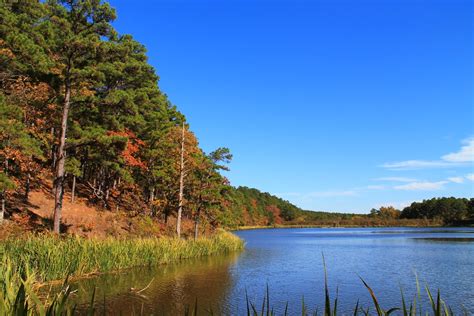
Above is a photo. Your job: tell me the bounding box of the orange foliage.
[4,77,56,140]
[241,207,253,225]
[107,130,146,169]
[251,199,258,209]
[266,204,283,225]
[0,39,15,58]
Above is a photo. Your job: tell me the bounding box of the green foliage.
[0,171,15,191]
[222,186,303,227]
[0,256,96,315]
[0,0,230,232]
[0,94,43,159]
[369,206,401,219]
[401,197,474,224]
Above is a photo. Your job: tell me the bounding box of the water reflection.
[72,252,240,315]
[412,237,474,242]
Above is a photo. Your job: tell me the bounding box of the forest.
[0,0,241,237]
[400,197,474,225]
[1,1,473,239]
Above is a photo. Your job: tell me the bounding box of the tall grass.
[0,230,244,283]
[0,257,90,315]
[0,230,243,314]
[244,279,460,316]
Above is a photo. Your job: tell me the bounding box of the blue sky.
[109,0,473,213]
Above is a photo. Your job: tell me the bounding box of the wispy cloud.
[381,137,474,170]
[447,177,464,184]
[367,185,386,190]
[382,160,457,170]
[394,181,448,191]
[442,138,474,162]
[466,173,474,181]
[373,177,418,182]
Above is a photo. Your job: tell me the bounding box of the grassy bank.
[0,230,244,283]
[0,230,243,314]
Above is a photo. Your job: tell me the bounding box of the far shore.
[233,223,474,231]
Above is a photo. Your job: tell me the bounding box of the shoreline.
[233,223,460,231]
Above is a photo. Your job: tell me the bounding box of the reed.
[0,230,244,283]
[243,278,460,316]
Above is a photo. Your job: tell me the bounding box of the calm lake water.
[72,227,474,315]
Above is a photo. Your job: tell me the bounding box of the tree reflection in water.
[71,252,240,315]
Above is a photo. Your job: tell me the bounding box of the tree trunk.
[105,188,110,206]
[24,172,30,201]
[51,127,56,170]
[194,217,199,240]
[176,123,185,238]
[52,81,71,234]
[0,193,5,224]
[1,160,8,224]
[71,175,76,203]
[149,187,155,203]
[149,187,155,216]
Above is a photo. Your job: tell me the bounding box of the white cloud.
[381,137,474,170]
[447,177,464,183]
[374,177,418,182]
[394,181,448,191]
[367,185,386,190]
[442,138,474,162]
[382,160,458,170]
[466,174,474,181]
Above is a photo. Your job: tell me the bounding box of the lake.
[72,227,474,314]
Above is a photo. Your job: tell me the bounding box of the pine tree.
[0,94,42,223]
[40,0,117,233]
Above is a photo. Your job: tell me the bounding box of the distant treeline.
[222,188,474,227]
[219,187,302,227]
[400,197,474,224]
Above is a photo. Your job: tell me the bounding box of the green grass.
[0,230,244,315]
[0,230,244,283]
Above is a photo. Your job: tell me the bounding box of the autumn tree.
[187,148,232,239]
